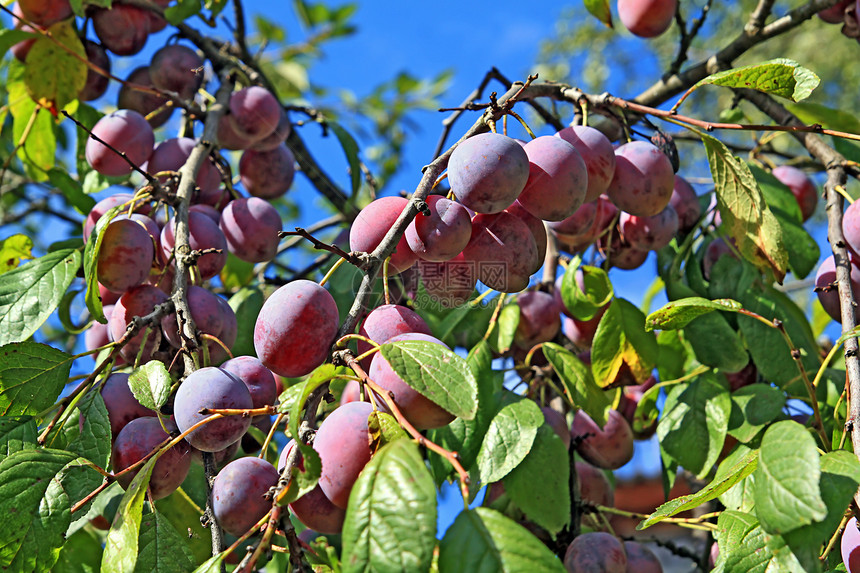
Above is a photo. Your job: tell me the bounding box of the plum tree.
[8,1,860,571]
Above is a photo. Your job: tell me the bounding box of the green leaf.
[24,20,87,111]
[219,252,255,291]
[102,453,159,573]
[227,286,263,358]
[368,410,408,453]
[0,416,38,462]
[0,342,74,416]
[190,555,225,573]
[583,0,612,28]
[70,0,110,15]
[426,340,501,481]
[154,488,211,565]
[0,248,81,345]
[783,450,860,564]
[69,390,111,468]
[439,507,566,573]
[165,0,202,24]
[0,234,33,274]
[329,122,362,195]
[753,420,826,534]
[83,204,123,324]
[341,439,436,573]
[47,168,96,216]
[657,373,732,479]
[738,287,820,388]
[542,342,610,427]
[748,164,803,223]
[135,509,196,573]
[0,448,80,571]
[746,164,820,278]
[727,384,786,443]
[72,103,103,180]
[591,298,658,386]
[284,364,336,502]
[476,394,543,483]
[716,511,811,573]
[695,58,819,102]
[502,425,570,535]
[774,211,819,279]
[379,340,478,420]
[0,29,38,60]
[61,461,105,536]
[129,361,173,411]
[53,528,103,573]
[487,302,519,354]
[718,443,758,513]
[560,263,613,321]
[683,311,750,373]
[9,60,56,180]
[645,297,742,331]
[785,101,860,135]
[701,132,788,282]
[640,448,758,529]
